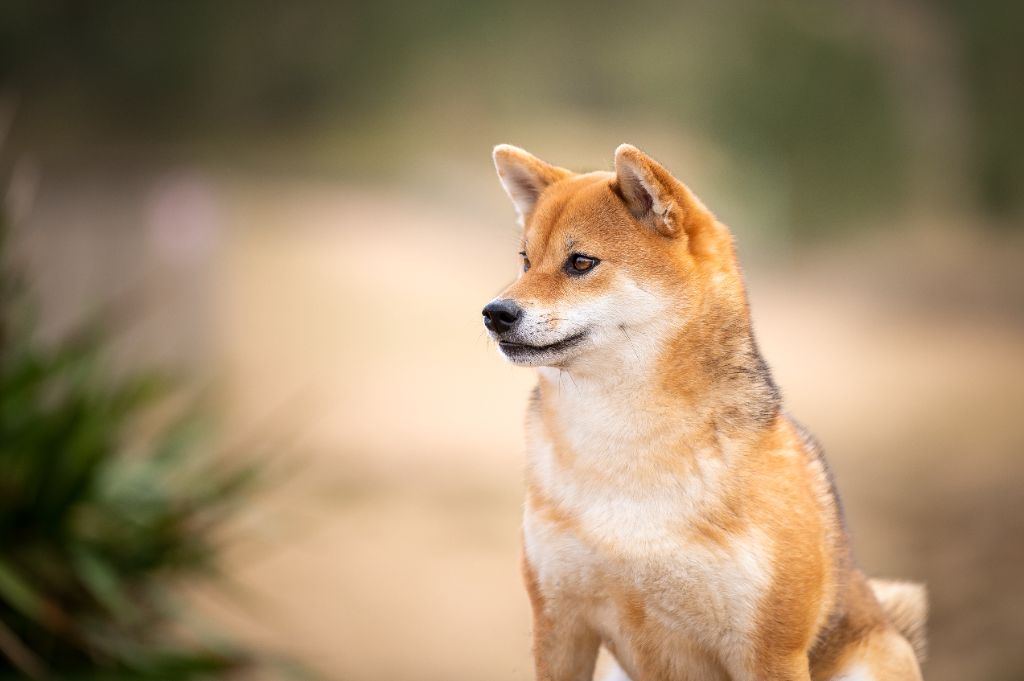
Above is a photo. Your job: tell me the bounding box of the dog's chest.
[523,478,771,639]
[523,394,773,667]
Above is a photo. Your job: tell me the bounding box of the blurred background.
[0,1,1022,680]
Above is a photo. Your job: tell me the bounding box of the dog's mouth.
[498,332,588,360]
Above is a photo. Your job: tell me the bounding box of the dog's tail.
[869,578,928,663]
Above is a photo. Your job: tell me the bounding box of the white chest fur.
[522,372,775,673]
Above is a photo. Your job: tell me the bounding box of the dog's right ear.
[493,145,571,225]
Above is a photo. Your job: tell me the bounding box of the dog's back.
[485,144,926,680]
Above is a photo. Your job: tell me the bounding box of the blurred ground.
[16,163,1024,681]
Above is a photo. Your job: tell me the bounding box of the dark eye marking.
[519,250,531,272]
[565,253,599,276]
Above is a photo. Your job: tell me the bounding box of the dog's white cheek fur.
[519,273,678,365]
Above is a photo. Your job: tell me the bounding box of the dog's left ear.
[614,144,712,241]
[493,144,572,225]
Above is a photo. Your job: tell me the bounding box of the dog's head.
[483,144,737,369]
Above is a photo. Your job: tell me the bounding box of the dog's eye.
[519,251,530,272]
[567,254,599,274]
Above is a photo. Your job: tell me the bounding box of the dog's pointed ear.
[614,144,711,240]
[493,144,572,225]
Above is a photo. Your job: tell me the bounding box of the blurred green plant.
[0,222,259,677]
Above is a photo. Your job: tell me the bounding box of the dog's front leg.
[522,555,599,681]
[728,653,812,681]
[530,608,600,681]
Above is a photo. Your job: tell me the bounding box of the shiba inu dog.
[482,144,927,681]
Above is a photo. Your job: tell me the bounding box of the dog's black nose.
[482,299,522,334]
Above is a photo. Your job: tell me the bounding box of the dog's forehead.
[526,172,630,250]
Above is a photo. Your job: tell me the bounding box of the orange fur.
[486,144,927,681]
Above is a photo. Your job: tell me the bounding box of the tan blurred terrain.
[19,167,1024,681]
